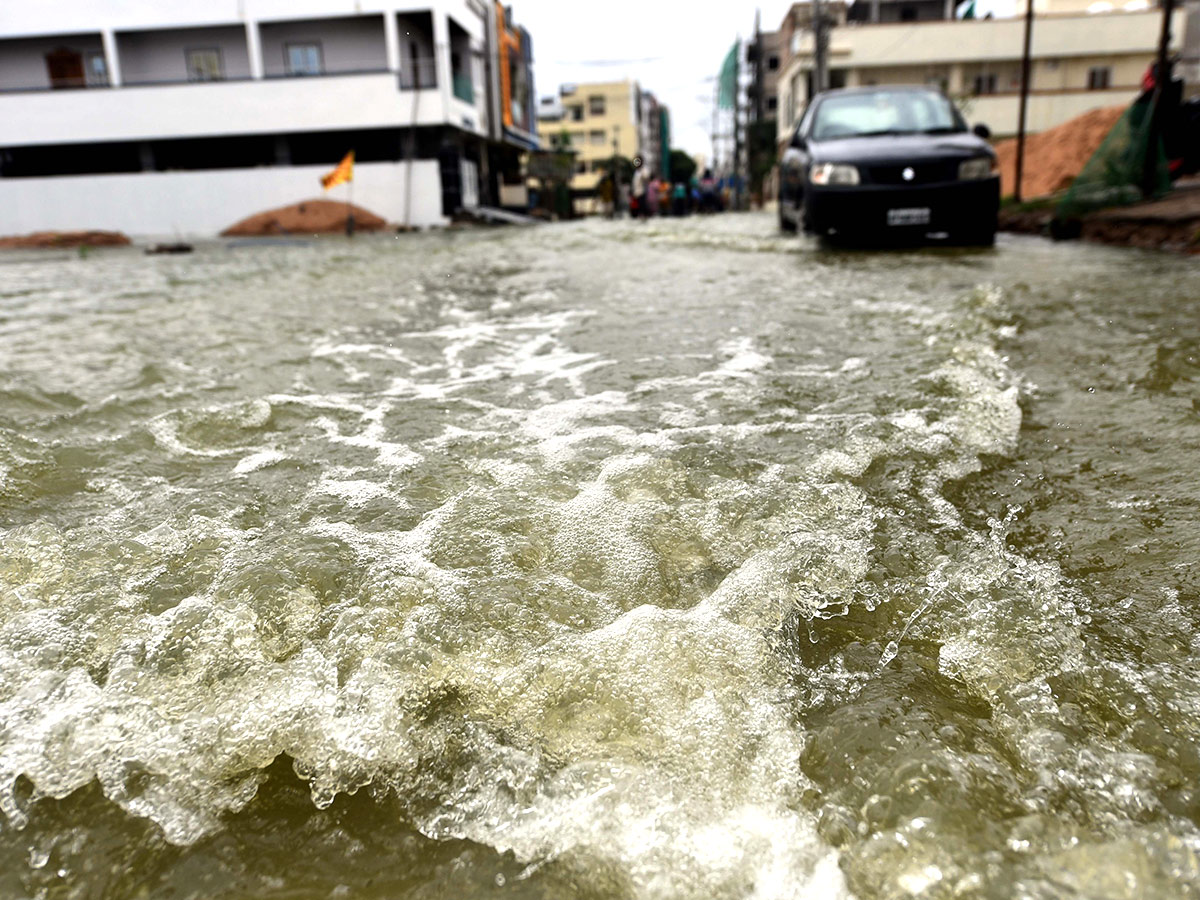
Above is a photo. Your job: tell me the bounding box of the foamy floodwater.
[1,217,1199,899]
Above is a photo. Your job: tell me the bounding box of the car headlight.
[958,156,996,180]
[810,163,860,186]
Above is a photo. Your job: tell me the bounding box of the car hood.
[813,133,993,164]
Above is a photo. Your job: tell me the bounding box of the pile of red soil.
[221,199,388,236]
[0,230,131,249]
[993,105,1126,199]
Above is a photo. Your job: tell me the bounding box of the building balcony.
[0,73,447,147]
[399,57,438,90]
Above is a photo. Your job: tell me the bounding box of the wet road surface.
[1,215,1199,899]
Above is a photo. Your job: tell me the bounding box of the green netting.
[1056,96,1170,220]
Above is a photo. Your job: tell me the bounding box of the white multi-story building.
[776,4,1189,145]
[0,0,539,236]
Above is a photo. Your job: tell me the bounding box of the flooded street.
[2,214,1199,899]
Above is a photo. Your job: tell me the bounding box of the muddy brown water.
[1,216,1198,899]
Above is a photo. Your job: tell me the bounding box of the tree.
[595,155,636,185]
[668,149,697,184]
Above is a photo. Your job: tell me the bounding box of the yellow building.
[536,79,642,207]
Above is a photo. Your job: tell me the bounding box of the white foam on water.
[0,258,1076,900]
[713,336,772,377]
[314,405,422,471]
[314,475,391,507]
[233,450,287,475]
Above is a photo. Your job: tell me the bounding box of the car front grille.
[865,161,960,185]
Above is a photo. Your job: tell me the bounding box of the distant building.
[748,26,786,199]
[535,79,646,212]
[776,5,1188,145]
[0,0,539,236]
[639,90,668,180]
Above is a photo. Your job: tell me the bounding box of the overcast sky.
[515,0,1013,159]
[516,0,799,160]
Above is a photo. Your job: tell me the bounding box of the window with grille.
[186,48,224,82]
[972,73,997,95]
[1087,66,1111,90]
[286,43,322,76]
[85,51,108,86]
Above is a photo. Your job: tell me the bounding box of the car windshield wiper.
[920,126,964,135]
[853,129,917,138]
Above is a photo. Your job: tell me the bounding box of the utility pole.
[1143,0,1177,198]
[1014,0,1034,203]
[711,78,719,177]
[751,11,764,207]
[753,11,765,124]
[733,39,743,210]
[611,124,620,218]
[812,0,830,96]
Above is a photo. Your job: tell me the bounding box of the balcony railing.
[399,57,437,90]
[2,55,442,94]
[452,73,473,103]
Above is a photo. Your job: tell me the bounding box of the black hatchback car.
[779,86,1000,245]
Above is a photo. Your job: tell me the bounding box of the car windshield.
[811,89,965,141]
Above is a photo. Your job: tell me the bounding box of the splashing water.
[2,218,1200,899]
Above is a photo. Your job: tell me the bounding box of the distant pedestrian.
[632,167,646,218]
[672,181,687,216]
[700,169,717,213]
[646,175,660,216]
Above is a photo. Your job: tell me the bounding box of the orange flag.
[320,151,354,190]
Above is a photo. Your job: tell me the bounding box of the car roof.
[816,85,944,98]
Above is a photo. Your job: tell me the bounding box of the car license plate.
[887,207,931,226]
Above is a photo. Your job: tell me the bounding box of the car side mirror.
[973,123,991,140]
[791,132,807,150]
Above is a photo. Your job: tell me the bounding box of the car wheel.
[797,192,813,234]
[779,197,797,233]
[957,224,996,247]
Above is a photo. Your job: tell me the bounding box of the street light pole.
[1014,0,1035,204]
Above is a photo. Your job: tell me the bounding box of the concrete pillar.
[944,0,955,19]
[433,12,453,111]
[384,12,401,73]
[948,62,965,94]
[245,21,263,79]
[101,29,121,87]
